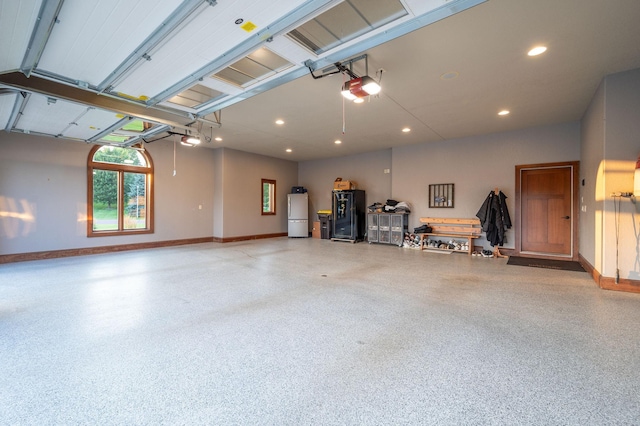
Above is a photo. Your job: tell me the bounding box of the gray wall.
[3,67,639,280]
[604,68,640,280]
[580,81,605,271]
[299,122,581,250]
[0,136,299,254]
[581,68,640,280]
[213,148,298,239]
[393,122,580,249]
[213,146,224,238]
[299,149,392,223]
[0,133,214,255]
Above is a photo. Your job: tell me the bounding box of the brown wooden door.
[517,163,578,259]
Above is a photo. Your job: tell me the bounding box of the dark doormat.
[507,256,586,272]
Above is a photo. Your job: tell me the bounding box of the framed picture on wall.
[429,183,454,208]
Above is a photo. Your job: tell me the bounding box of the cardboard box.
[312,221,321,238]
[333,180,356,190]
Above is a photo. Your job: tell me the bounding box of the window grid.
[87,145,154,236]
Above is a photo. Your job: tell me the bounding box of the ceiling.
[1,0,640,161]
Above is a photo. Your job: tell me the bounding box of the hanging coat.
[476,191,512,246]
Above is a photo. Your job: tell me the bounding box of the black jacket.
[476,191,512,246]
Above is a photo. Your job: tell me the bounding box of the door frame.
[514,161,580,261]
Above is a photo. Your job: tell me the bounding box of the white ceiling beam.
[6,91,31,132]
[0,91,19,131]
[125,124,171,146]
[147,0,335,106]
[195,78,244,96]
[97,0,214,93]
[88,116,133,142]
[20,0,65,78]
[57,106,94,136]
[261,36,318,67]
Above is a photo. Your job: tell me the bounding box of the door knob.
[563,216,570,219]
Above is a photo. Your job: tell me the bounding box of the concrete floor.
[1,238,639,425]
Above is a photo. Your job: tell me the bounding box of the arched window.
[87,145,154,236]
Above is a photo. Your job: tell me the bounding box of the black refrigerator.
[331,190,366,242]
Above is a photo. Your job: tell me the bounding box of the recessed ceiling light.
[498,110,510,116]
[528,46,547,56]
[285,148,292,153]
[353,98,364,104]
[335,140,342,144]
[275,119,284,125]
[215,137,222,142]
[440,71,459,80]
[402,127,411,133]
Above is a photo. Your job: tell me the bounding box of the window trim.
[87,145,154,237]
[261,178,276,216]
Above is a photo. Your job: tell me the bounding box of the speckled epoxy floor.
[1,238,639,425]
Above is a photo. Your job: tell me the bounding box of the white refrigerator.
[288,193,309,237]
